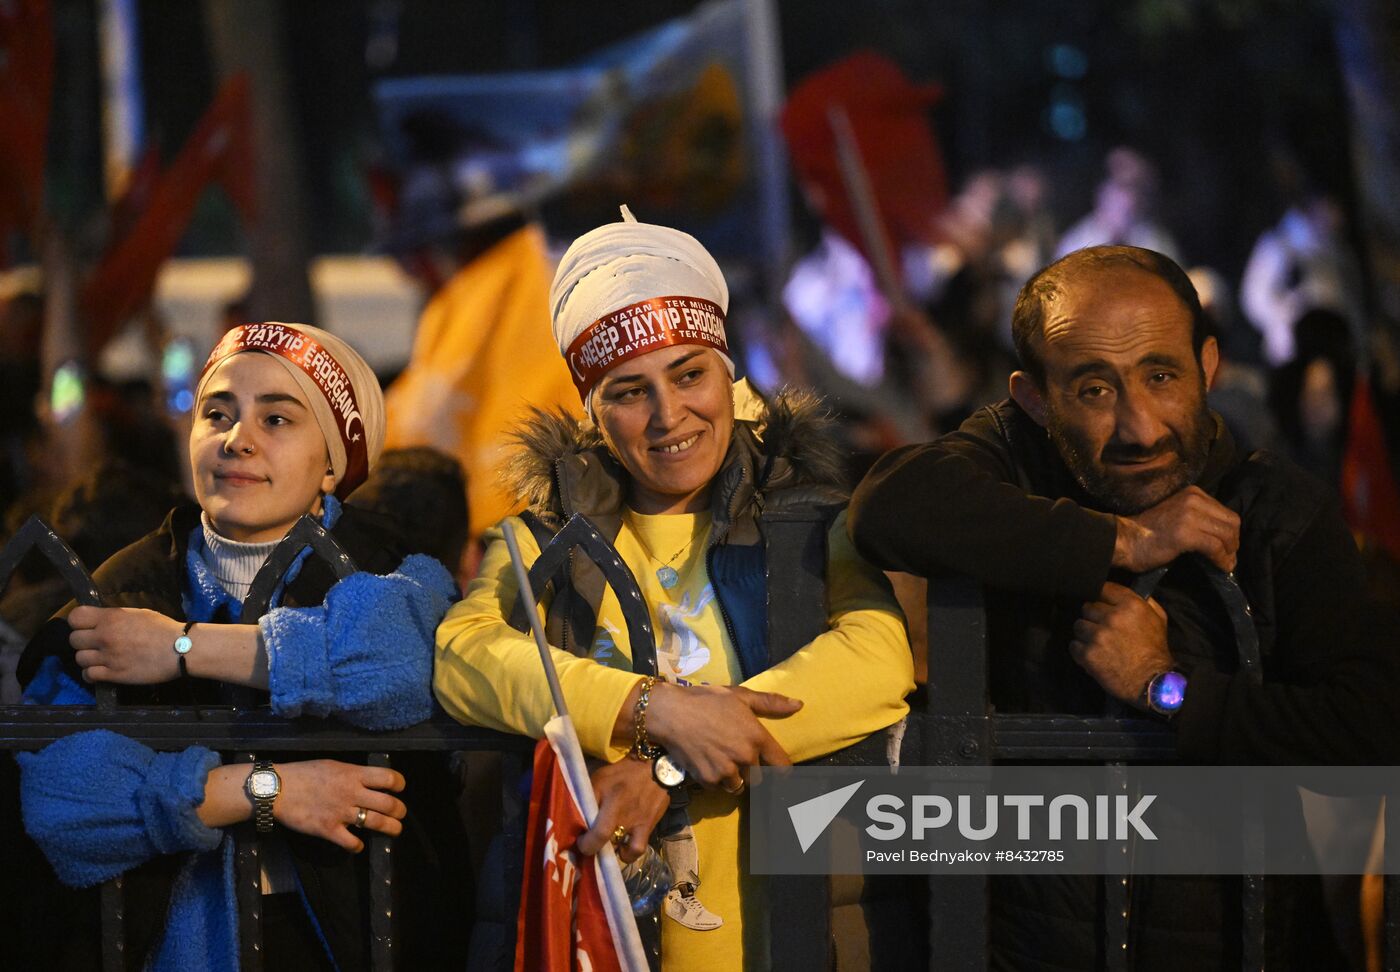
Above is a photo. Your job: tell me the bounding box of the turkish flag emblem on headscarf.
[514,735,626,972]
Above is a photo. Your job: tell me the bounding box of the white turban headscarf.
[549,206,733,411]
[197,322,385,498]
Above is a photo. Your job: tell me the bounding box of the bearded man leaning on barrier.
[848,244,1400,970]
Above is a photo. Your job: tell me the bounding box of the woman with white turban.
[17,323,465,970]
[435,210,914,969]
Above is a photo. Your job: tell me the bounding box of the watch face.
[173,635,192,655]
[248,769,280,799]
[653,753,687,789]
[1150,671,1188,713]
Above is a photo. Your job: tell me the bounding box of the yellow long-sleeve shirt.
[434,507,913,970]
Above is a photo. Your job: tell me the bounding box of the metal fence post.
[925,576,990,971]
[368,751,395,971]
[763,505,842,971]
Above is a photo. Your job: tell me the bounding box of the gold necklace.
[629,519,699,590]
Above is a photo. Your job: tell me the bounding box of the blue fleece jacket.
[17,498,456,971]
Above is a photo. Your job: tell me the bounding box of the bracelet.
[172,621,196,679]
[630,675,663,760]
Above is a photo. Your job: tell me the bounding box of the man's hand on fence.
[577,757,669,864]
[274,760,407,853]
[1070,582,1174,708]
[1112,486,1241,574]
[645,683,797,793]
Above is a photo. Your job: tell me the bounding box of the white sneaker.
[664,884,723,931]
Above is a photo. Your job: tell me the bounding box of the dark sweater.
[849,399,1400,969]
[850,399,1399,764]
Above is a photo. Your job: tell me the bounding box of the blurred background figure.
[1242,191,1367,366]
[1189,264,1284,455]
[1055,146,1180,261]
[774,50,948,459]
[989,164,1057,349]
[784,226,891,390]
[347,445,472,584]
[1269,308,1357,486]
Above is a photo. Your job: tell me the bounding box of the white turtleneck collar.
[199,514,280,602]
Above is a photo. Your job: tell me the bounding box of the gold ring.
[722,778,746,795]
[355,807,368,828]
[611,825,630,848]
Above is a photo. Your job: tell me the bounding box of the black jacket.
[10,503,472,971]
[849,399,1400,970]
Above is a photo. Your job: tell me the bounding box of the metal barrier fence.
[0,514,534,972]
[3,512,1394,970]
[908,575,1400,972]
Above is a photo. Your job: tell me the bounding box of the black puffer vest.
[500,386,850,676]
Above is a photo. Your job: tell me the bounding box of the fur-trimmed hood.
[501,385,847,531]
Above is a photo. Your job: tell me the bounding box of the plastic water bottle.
[621,845,672,916]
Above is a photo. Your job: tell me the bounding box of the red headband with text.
[564,295,727,400]
[202,323,369,498]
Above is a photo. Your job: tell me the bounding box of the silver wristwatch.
[245,759,281,833]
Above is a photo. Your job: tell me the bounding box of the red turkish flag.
[0,0,54,247]
[780,50,948,275]
[514,737,626,972]
[1341,376,1400,561]
[107,145,163,246]
[80,74,255,355]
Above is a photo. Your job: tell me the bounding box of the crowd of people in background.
[757,147,1400,610]
[2,139,1397,681]
[1,132,1399,968]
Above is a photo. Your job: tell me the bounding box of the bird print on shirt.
[656,586,715,679]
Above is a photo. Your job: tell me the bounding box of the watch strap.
[250,758,277,833]
[173,621,195,680]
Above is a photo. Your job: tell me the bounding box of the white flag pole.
[502,523,649,972]
[827,103,907,311]
[742,0,792,313]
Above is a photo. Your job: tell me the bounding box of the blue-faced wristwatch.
[1143,670,1188,717]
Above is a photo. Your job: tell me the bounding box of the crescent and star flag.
[503,524,647,972]
[515,723,634,972]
